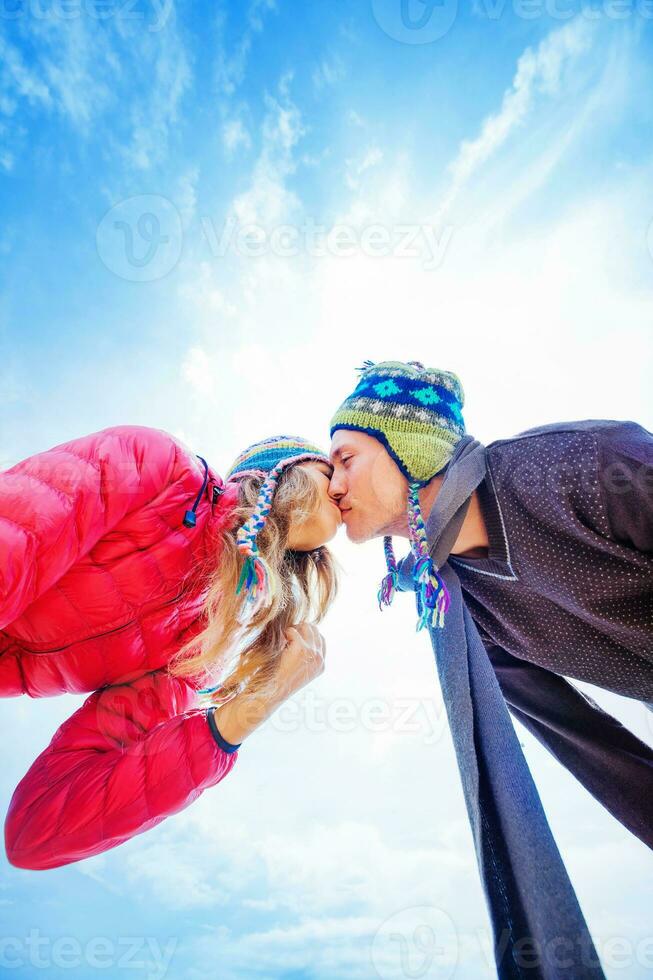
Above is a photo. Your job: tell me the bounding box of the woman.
[0,425,341,870]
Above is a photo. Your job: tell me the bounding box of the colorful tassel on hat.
[232,460,282,616]
[378,535,399,609]
[197,683,222,695]
[412,554,450,630]
[376,486,451,630]
[407,481,450,631]
[235,548,271,615]
[235,499,276,616]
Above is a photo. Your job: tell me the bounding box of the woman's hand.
[211,623,326,745]
[268,623,327,702]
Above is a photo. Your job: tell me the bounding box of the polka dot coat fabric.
[448,419,653,701]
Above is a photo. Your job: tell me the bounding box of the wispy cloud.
[312,53,347,91]
[229,79,306,227]
[0,10,192,173]
[214,0,279,97]
[344,145,384,191]
[222,117,252,155]
[0,34,51,108]
[187,914,384,980]
[118,27,192,171]
[433,18,595,224]
[0,21,112,134]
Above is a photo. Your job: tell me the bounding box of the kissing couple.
[2,358,652,978]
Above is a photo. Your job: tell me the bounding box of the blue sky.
[1,1,653,978]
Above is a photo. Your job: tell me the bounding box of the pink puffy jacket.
[0,425,243,870]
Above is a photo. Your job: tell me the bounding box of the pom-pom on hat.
[329,360,466,631]
[225,436,331,618]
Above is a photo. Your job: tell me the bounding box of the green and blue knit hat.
[225,435,331,616]
[330,359,466,630]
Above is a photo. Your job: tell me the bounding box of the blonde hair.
[167,463,339,706]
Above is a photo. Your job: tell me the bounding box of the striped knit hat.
[225,436,331,617]
[329,359,466,630]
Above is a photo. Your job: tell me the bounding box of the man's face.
[328,430,408,543]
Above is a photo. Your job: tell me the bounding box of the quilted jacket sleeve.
[4,670,240,870]
[487,642,653,851]
[0,425,180,631]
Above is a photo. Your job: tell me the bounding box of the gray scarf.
[396,435,606,979]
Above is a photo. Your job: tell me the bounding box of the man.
[327,359,653,979]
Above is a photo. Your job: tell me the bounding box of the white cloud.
[174,167,200,226]
[181,346,218,400]
[184,917,386,980]
[222,117,252,155]
[0,10,192,172]
[347,108,366,128]
[214,0,279,97]
[244,819,475,916]
[0,35,53,110]
[123,840,231,909]
[312,54,347,91]
[177,260,238,319]
[344,146,384,191]
[0,16,118,134]
[433,17,595,224]
[227,83,305,228]
[0,150,14,173]
[247,0,278,33]
[119,26,192,171]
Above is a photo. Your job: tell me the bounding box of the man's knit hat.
[225,436,331,616]
[330,360,466,630]
[330,359,465,483]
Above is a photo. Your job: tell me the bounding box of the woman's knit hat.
[330,359,466,630]
[225,435,331,616]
